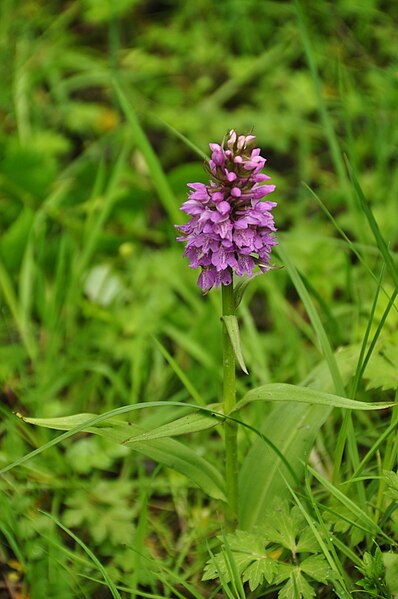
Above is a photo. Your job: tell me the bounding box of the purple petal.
[216,269,232,287]
[227,130,237,148]
[209,143,225,166]
[217,201,231,215]
[181,199,205,215]
[252,185,276,199]
[214,221,233,239]
[236,255,255,276]
[198,268,216,292]
[211,191,225,202]
[225,171,237,182]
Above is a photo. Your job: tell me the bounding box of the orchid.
[176,130,277,291]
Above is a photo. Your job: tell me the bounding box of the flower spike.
[176,129,277,292]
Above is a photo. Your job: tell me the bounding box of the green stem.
[222,277,239,531]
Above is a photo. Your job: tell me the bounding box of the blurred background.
[0,0,398,597]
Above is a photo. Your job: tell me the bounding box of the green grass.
[1,0,398,597]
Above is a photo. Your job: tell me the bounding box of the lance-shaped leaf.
[239,401,330,530]
[238,376,393,530]
[122,404,223,444]
[21,412,226,501]
[234,383,394,413]
[222,315,248,374]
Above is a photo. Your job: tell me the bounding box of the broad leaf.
[238,347,369,531]
[22,412,226,501]
[300,555,330,583]
[239,401,330,530]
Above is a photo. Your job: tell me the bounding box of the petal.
[198,268,216,292]
[225,170,237,182]
[209,143,225,166]
[236,254,255,276]
[254,173,271,182]
[181,199,205,215]
[227,130,237,148]
[214,221,233,239]
[252,185,276,199]
[216,269,232,287]
[187,182,207,191]
[217,201,231,215]
[237,135,246,150]
[211,191,225,202]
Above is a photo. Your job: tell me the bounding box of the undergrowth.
[1,1,398,597]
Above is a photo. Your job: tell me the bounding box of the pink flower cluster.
[176,130,277,292]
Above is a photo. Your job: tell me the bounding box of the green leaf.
[347,159,398,289]
[295,527,320,554]
[301,344,359,393]
[365,345,398,391]
[308,466,386,538]
[274,562,295,585]
[238,345,374,531]
[222,315,248,374]
[220,529,265,554]
[122,406,223,444]
[382,553,398,596]
[300,555,330,583]
[153,337,205,406]
[41,510,122,599]
[202,552,252,584]
[357,548,389,596]
[235,383,394,413]
[21,411,226,501]
[233,272,263,310]
[0,206,33,271]
[202,529,276,591]
[113,79,181,225]
[0,257,37,361]
[63,480,135,545]
[277,242,345,396]
[383,470,398,501]
[242,558,276,591]
[278,569,316,599]
[65,436,127,474]
[239,401,330,530]
[265,503,303,553]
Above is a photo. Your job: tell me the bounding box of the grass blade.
[278,242,345,396]
[113,78,181,225]
[41,511,122,599]
[346,157,398,288]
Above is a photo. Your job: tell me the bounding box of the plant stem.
[222,278,239,531]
